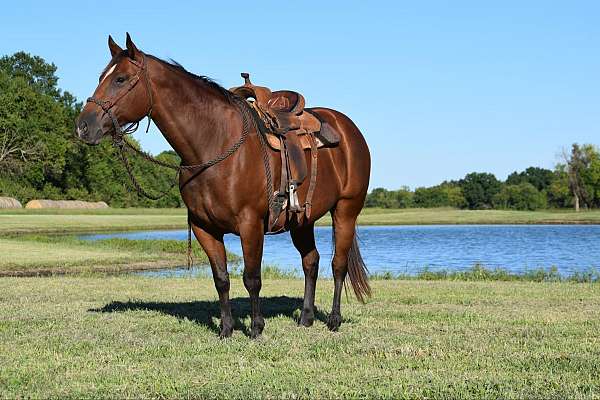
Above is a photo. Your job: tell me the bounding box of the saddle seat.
[230,73,340,150]
[229,73,340,233]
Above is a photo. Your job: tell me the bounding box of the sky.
[1,1,598,189]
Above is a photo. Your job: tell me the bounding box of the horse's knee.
[302,250,320,277]
[212,267,230,293]
[243,271,262,293]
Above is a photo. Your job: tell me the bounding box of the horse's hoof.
[299,309,314,327]
[327,313,342,332]
[219,320,233,339]
[250,317,265,339]
[250,328,262,339]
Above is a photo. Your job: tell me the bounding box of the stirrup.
[288,182,301,212]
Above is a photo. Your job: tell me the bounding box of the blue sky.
[1,1,598,189]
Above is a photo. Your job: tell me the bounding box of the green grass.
[1,207,600,235]
[0,235,240,275]
[0,276,599,398]
[330,207,600,226]
[0,209,187,235]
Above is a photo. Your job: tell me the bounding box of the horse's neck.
[147,62,241,165]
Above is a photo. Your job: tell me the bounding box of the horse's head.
[76,33,152,145]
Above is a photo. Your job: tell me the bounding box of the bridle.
[86,53,154,143]
[83,53,277,264]
[83,52,254,202]
[83,52,263,268]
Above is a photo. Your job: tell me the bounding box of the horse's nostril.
[79,121,88,133]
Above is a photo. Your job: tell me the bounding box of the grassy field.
[1,208,599,398]
[2,207,600,235]
[0,276,598,398]
[0,235,241,276]
[318,207,600,226]
[0,208,187,235]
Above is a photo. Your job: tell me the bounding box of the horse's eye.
[115,76,127,85]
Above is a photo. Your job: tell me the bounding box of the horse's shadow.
[89,296,328,337]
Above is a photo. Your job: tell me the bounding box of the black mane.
[147,55,237,103]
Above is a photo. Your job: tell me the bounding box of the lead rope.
[187,212,193,269]
[109,96,251,201]
[115,142,180,200]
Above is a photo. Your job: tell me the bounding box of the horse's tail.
[332,227,371,303]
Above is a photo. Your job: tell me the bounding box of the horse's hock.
[0,197,23,209]
[25,200,109,209]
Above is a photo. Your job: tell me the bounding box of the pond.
[82,224,600,277]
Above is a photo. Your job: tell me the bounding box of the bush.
[413,184,466,208]
[365,187,414,208]
[493,182,547,210]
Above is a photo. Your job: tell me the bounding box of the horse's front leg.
[190,223,233,338]
[239,220,265,338]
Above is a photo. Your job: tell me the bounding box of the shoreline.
[2,207,600,236]
[2,208,600,278]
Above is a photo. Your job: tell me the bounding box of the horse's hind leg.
[190,224,233,338]
[239,220,265,338]
[328,199,362,331]
[291,224,320,327]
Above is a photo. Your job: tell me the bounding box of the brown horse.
[76,34,371,338]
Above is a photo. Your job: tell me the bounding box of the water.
[81,225,600,277]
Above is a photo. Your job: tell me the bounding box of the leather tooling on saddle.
[230,73,340,232]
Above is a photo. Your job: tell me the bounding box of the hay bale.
[25,200,109,209]
[0,197,23,209]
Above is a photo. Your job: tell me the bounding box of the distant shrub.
[413,184,466,208]
[493,182,547,210]
[365,187,414,208]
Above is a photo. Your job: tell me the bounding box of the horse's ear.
[108,35,122,58]
[125,32,139,59]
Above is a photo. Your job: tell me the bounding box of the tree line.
[0,52,181,207]
[1,52,598,210]
[366,145,600,211]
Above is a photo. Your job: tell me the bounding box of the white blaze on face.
[100,64,117,84]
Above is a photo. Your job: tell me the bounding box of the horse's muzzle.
[76,111,105,145]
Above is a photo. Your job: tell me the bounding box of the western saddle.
[230,73,340,232]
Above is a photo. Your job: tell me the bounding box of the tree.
[546,166,572,209]
[413,183,466,208]
[0,67,72,185]
[459,172,502,209]
[0,51,182,207]
[493,182,547,210]
[563,144,600,211]
[0,52,61,99]
[0,126,42,170]
[365,187,413,208]
[506,167,554,192]
[393,186,414,208]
